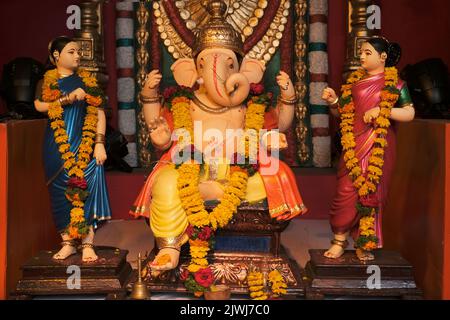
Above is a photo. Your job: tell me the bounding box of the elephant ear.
[171,58,198,88]
[240,58,266,84]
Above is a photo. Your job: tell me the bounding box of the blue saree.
[43,73,111,232]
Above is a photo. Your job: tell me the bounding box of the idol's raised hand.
[142,70,162,97]
[276,71,295,99]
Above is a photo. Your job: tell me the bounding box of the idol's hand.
[94,143,107,166]
[364,107,381,124]
[322,87,339,105]
[149,116,171,149]
[262,131,288,151]
[276,71,295,99]
[142,70,162,97]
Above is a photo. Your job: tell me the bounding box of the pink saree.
[330,72,404,248]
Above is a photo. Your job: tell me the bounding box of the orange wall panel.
[383,119,450,299]
[0,124,7,300]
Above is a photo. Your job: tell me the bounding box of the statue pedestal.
[131,201,306,299]
[134,245,305,298]
[304,249,422,300]
[11,247,132,299]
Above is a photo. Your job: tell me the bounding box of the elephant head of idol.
[170,0,266,108]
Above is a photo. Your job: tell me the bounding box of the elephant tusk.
[228,84,239,96]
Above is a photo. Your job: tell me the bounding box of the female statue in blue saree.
[35,36,111,262]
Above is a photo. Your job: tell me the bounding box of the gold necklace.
[192,94,240,114]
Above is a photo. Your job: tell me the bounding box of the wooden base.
[304,249,422,300]
[11,246,132,299]
[127,245,305,299]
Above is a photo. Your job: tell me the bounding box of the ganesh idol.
[130,1,307,273]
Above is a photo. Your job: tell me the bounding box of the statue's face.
[171,48,266,108]
[195,48,248,107]
[55,42,81,71]
[359,42,386,72]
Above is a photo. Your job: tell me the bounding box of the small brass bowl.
[204,285,231,300]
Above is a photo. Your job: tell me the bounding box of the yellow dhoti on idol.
[145,158,267,250]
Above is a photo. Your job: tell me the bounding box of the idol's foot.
[81,243,98,263]
[52,240,77,260]
[149,247,180,271]
[356,248,375,262]
[324,239,348,259]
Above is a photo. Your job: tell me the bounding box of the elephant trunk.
[203,58,250,107]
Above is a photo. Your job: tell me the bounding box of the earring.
[196,77,204,85]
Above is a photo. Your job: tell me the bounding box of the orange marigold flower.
[189,239,210,248]
[86,94,102,107]
[55,135,69,144]
[172,97,190,105]
[374,138,388,147]
[363,241,378,250]
[59,144,71,154]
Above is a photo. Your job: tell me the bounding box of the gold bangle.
[278,95,298,105]
[58,94,70,106]
[95,133,105,145]
[330,97,339,105]
[154,140,173,151]
[140,93,161,104]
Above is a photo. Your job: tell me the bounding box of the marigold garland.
[248,271,268,300]
[42,68,103,239]
[163,85,271,296]
[268,269,288,298]
[338,67,400,251]
[247,269,288,300]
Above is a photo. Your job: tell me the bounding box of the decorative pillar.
[115,0,138,167]
[308,0,331,168]
[74,1,109,108]
[135,0,152,168]
[294,0,310,165]
[343,0,377,79]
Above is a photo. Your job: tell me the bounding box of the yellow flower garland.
[171,92,267,282]
[247,269,287,300]
[268,269,288,297]
[338,67,400,251]
[339,67,399,197]
[42,68,102,239]
[248,271,268,300]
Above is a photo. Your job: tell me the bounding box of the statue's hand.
[363,107,381,124]
[69,88,86,102]
[322,87,339,105]
[198,181,225,201]
[94,143,107,166]
[142,69,162,97]
[276,71,295,99]
[149,116,171,149]
[263,131,288,151]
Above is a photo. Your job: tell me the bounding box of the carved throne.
[129,0,308,297]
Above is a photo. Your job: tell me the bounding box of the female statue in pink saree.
[322,36,415,261]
